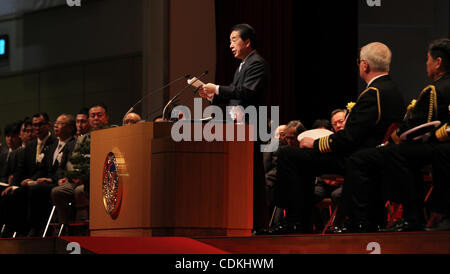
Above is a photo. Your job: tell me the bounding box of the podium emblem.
[102,152,123,219]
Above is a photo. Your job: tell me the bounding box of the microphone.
[122,73,190,122]
[162,70,209,120]
[193,86,202,94]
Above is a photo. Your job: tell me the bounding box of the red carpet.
[60,236,230,254]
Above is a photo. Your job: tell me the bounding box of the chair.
[42,205,58,237]
[314,174,344,235]
[385,201,403,227]
[315,197,338,235]
[384,165,434,228]
[268,206,285,228]
[423,165,434,226]
[42,203,89,237]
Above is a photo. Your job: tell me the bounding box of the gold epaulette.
[357,87,381,124]
[435,123,450,142]
[318,135,332,153]
[415,85,438,122]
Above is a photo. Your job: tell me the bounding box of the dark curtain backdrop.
[214,0,358,128]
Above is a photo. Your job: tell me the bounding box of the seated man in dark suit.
[13,113,57,186]
[0,113,58,236]
[51,103,110,232]
[268,42,405,234]
[0,121,25,237]
[25,113,77,236]
[264,121,306,228]
[0,122,23,185]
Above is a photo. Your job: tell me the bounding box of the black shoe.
[331,221,377,233]
[257,222,312,235]
[379,219,423,232]
[327,225,349,234]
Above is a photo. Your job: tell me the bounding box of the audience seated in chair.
[0,122,24,237]
[51,103,110,235]
[263,121,306,229]
[313,109,346,231]
[23,114,77,237]
[2,113,58,237]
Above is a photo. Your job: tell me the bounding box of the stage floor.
[0,231,448,254]
[195,231,450,254]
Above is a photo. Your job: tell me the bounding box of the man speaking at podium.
[199,23,270,231]
[199,23,269,122]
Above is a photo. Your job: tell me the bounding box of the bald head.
[123,112,142,125]
[360,42,392,73]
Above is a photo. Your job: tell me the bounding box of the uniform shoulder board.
[357,87,381,125]
[416,85,437,122]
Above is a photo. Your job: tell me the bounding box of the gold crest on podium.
[102,150,126,219]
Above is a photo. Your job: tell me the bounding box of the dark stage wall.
[214,0,358,128]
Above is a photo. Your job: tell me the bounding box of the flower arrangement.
[346,102,356,113]
[407,99,417,111]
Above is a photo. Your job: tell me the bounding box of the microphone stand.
[162,70,208,120]
[122,74,190,123]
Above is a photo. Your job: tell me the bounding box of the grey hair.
[360,42,392,72]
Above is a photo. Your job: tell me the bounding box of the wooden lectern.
[89,122,253,237]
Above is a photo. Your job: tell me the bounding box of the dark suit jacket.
[0,144,9,179]
[0,147,23,183]
[32,136,77,184]
[395,73,450,137]
[263,143,287,188]
[212,50,269,110]
[313,75,405,155]
[13,134,58,186]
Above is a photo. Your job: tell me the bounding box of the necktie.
[53,143,64,165]
[6,150,11,163]
[36,141,44,162]
[239,62,244,72]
